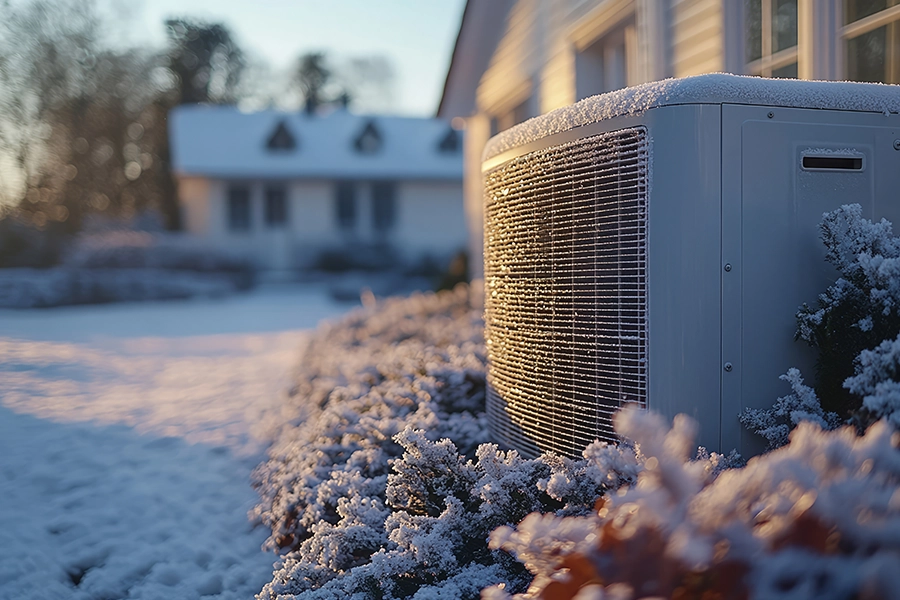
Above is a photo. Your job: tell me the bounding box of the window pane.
[773,0,798,52]
[848,25,888,82]
[228,186,250,232]
[845,0,896,24]
[265,187,287,227]
[372,182,396,232]
[772,62,798,78]
[854,20,900,83]
[746,0,762,62]
[335,182,356,230]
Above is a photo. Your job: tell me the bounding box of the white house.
[439,0,900,280]
[169,106,466,272]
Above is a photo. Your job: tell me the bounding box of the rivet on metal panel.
[724,263,732,272]
[724,362,733,372]
[893,139,900,151]
[767,111,774,119]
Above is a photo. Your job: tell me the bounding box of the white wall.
[177,177,211,236]
[177,176,464,271]
[395,181,467,261]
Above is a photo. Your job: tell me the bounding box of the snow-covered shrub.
[0,267,237,308]
[0,231,258,307]
[486,408,900,600]
[796,204,900,417]
[65,231,255,287]
[741,368,840,449]
[845,332,900,429]
[251,287,642,599]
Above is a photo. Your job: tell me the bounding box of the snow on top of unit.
[803,147,865,155]
[484,73,900,161]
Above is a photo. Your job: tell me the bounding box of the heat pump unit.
[482,73,900,459]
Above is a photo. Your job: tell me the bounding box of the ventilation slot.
[484,127,650,458]
[802,156,863,170]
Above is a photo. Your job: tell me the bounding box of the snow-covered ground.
[0,284,351,599]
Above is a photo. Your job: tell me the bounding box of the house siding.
[396,181,468,260]
[671,0,724,77]
[290,181,338,246]
[177,177,212,236]
[477,0,540,115]
[181,176,463,270]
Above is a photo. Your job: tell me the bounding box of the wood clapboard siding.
[477,0,539,113]
[539,0,580,113]
[540,52,577,112]
[671,0,724,77]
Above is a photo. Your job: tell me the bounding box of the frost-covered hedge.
[64,231,254,279]
[253,205,900,599]
[795,204,900,420]
[486,409,900,600]
[0,267,238,308]
[742,205,900,446]
[251,288,723,599]
[0,231,257,308]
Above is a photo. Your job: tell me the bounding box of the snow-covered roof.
[484,73,900,161]
[169,105,463,180]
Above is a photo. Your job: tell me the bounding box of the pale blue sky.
[126,0,467,116]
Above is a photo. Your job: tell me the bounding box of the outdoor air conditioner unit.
[482,73,900,459]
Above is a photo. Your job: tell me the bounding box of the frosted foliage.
[0,267,239,308]
[538,441,641,511]
[484,74,900,161]
[845,333,900,427]
[252,287,643,599]
[790,204,900,423]
[741,368,840,449]
[251,289,634,599]
[818,204,899,279]
[488,408,900,600]
[797,204,900,346]
[808,204,900,330]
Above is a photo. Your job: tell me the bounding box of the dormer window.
[354,121,382,154]
[266,120,297,152]
[438,127,461,153]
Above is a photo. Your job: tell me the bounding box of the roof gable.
[437,127,461,153]
[266,120,297,151]
[354,120,383,154]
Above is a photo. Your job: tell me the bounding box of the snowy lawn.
[0,285,351,599]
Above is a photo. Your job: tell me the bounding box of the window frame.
[746,0,800,77]
[840,2,900,83]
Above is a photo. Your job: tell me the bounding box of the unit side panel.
[720,108,743,454]
[646,104,723,453]
[724,105,900,457]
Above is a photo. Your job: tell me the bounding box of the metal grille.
[484,127,649,458]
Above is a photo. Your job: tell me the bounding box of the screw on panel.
[724,263,732,272]
[893,139,900,151]
[767,111,775,119]
[724,362,733,372]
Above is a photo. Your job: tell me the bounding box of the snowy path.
[0,286,349,599]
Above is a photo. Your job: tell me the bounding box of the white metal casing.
[482,74,900,458]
